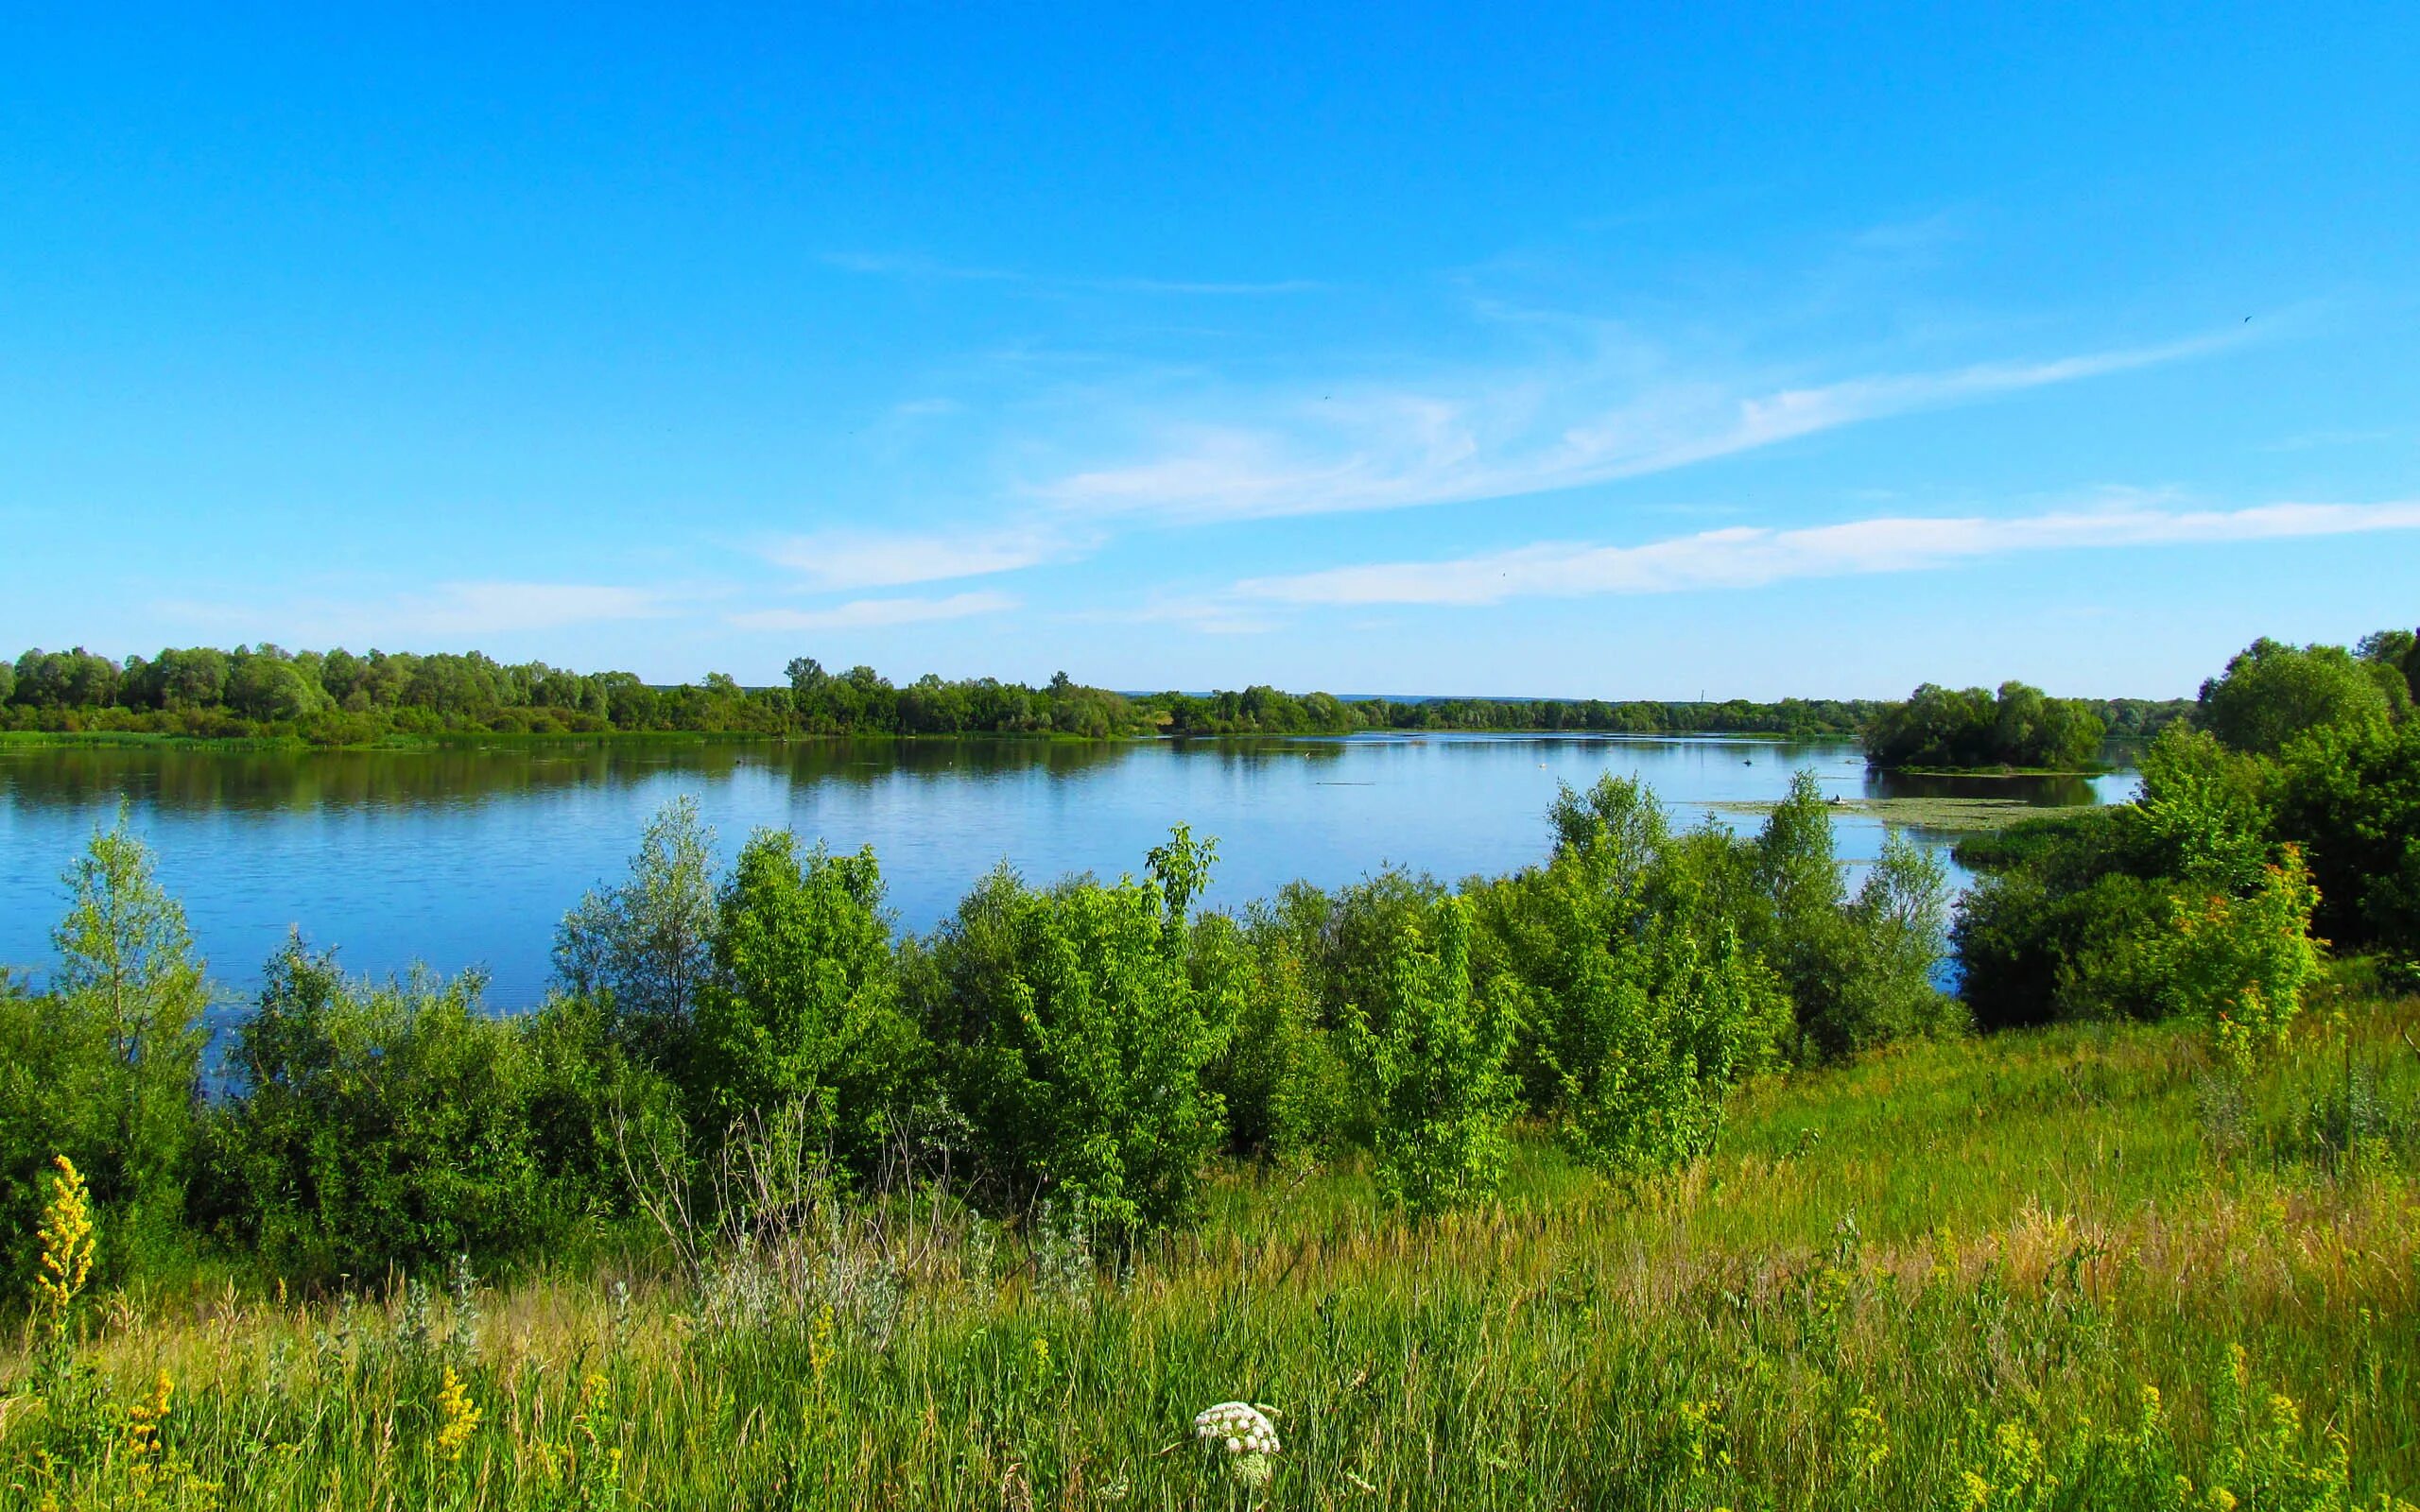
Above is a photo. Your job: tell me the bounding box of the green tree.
[2197,637,2393,756]
[914,831,1236,1243]
[1339,897,1520,1216]
[2273,718,2420,957]
[553,796,719,1063]
[689,831,925,1173]
[225,646,325,722]
[46,809,210,1246]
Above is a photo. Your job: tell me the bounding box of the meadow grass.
[9,993,2417,1510]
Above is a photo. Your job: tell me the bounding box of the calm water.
[0,734,2135,1013]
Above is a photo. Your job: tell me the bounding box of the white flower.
[1192,1400,1283,1460]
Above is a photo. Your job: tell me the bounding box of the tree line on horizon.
[2,640,2189,746]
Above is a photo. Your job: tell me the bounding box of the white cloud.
[1234,499,2420,607]
[728,591,1019,631]
[1035,334,2238,525]
[764,528,1074,591]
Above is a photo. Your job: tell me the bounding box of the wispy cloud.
[1037,333,2241,524]
[764,528,1078,592]
[728,591,1019,631]
[1232,499,2420,607]
[753,329,2244,598]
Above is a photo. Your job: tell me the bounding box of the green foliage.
[0,976,123,1298]
[1193,909,1349,1165]
[1299,868,1452,1043]
[2198,637,2396,756]
[1339,898,1521,1215]
[1751,773,1960,1060]
[553,796,718,1062]
[2273,718,2420,958]
[2163,847,2324,1071]
[1863,680,2106,770]
[201,941,667,1278]
[688,831,926,1173]
[2138,725,2277,889]
[1955,865,2173,1029]
[0,812,214,1278]
[1546,771,1668,885]
[911,831,1236,1243]
[1468,780,1785,1175]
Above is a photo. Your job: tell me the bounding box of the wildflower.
[128,1368,174,1464]
[435,1363,482,1464]
[34,1155,96,1332]
[1195,1400,1282,1488]
[1841,1398,1890,1476]
[1958,1469,1992,1511]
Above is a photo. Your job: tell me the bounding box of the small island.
[1859,679,2116,773]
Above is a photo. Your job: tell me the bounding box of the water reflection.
[0,733,2128,1008]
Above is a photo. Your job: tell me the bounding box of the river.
[0,733,2135,1014]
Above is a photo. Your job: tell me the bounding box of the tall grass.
[9,993,2417,1510]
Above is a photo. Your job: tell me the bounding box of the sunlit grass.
[9,995,2417,1509]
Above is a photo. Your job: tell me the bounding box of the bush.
[0,974,123,1298]
[687,831,928,1177]
[0,816,209,1284]
[200,941,669,1279]
[553,795,719,1066]
[1194,909,1350,1165]
[1340,897,1521,1215]
[911,829,1236,1244]
[2163,846,2324,1070]
[1468,797,1785,1173]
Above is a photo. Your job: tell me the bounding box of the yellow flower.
[1959,1469,1992,1511]
[128,1368,175,1463]
[33,1155,96,1330]
[1842,1399,1890,1475]
[435,1364,482,1465]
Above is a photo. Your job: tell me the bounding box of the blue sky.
[4,4,2415,699]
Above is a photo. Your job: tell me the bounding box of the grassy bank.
[9,994,2416,1510]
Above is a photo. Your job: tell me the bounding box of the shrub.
[687,831,927,1176]
[1194,909,1349,1165]
[553,795,718,1065]
[0,815,209,1284]
[1475,780,1785,1173]
[2164,846,2324,1070]
[1745,773,1953,1059]
[1339,897,1520,1215]
[912,829,1236,1243]
[201,940,666,1278]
